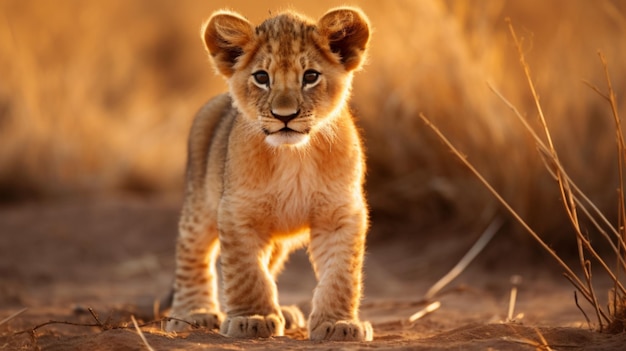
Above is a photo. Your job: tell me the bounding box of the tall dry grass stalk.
[586,52,626,333]
[420,19,626,332]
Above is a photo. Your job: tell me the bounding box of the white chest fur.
[263,149,320,234]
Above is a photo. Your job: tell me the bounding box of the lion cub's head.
[202,8,370,147]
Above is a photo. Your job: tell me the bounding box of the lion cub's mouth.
[278,127,301,133]
[264,127,309,135]
[264,127,311,146]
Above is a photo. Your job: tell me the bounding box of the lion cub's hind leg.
[165,199,223,332]
[268,242,306,330]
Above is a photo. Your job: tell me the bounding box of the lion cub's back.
[185,93,235,199]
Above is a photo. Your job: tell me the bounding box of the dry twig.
[503,325,558,351]
[408,301,441,323]
[0,308,28,327]
[131,315,156,351]
[424,218,503,300]
[574,291,592,330]
[507,275,522,322]
[12,307,199,337]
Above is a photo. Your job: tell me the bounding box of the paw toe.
[281,305,306,329]
[309,320,373,341]
[165,310,223,332]
[221,314,284,338]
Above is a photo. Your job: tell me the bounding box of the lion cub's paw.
[220,314,285,338]
[309,319,373,341]
[165,310,223,332]
[281,305,306,330]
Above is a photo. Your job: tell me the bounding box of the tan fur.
[165,7,372,341]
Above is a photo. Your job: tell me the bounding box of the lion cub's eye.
[252,71,270,87]
[302,70,320,86]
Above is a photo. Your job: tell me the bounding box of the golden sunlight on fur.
[164,7,373,341]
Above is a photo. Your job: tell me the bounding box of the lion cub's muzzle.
[264,92,310,146]
[271,92,300,123]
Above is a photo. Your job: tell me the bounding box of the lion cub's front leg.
[307,203,373,341]
[218,210,285,338]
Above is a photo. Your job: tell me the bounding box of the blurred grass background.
[1,0,625,243]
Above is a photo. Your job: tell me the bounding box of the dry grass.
[359,0,626,239]
[0,0,625,244]
[419,15,626,332]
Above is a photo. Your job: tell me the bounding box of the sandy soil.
[1,196,625,350]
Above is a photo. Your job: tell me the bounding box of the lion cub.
[165,7,372,341]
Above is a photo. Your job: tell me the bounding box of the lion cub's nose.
[271,93,300,124]
[271,108,300,124]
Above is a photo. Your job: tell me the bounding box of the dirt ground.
[1,195,625,350]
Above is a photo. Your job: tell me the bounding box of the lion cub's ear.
[318,7,370,72]
[202,10,253,77]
